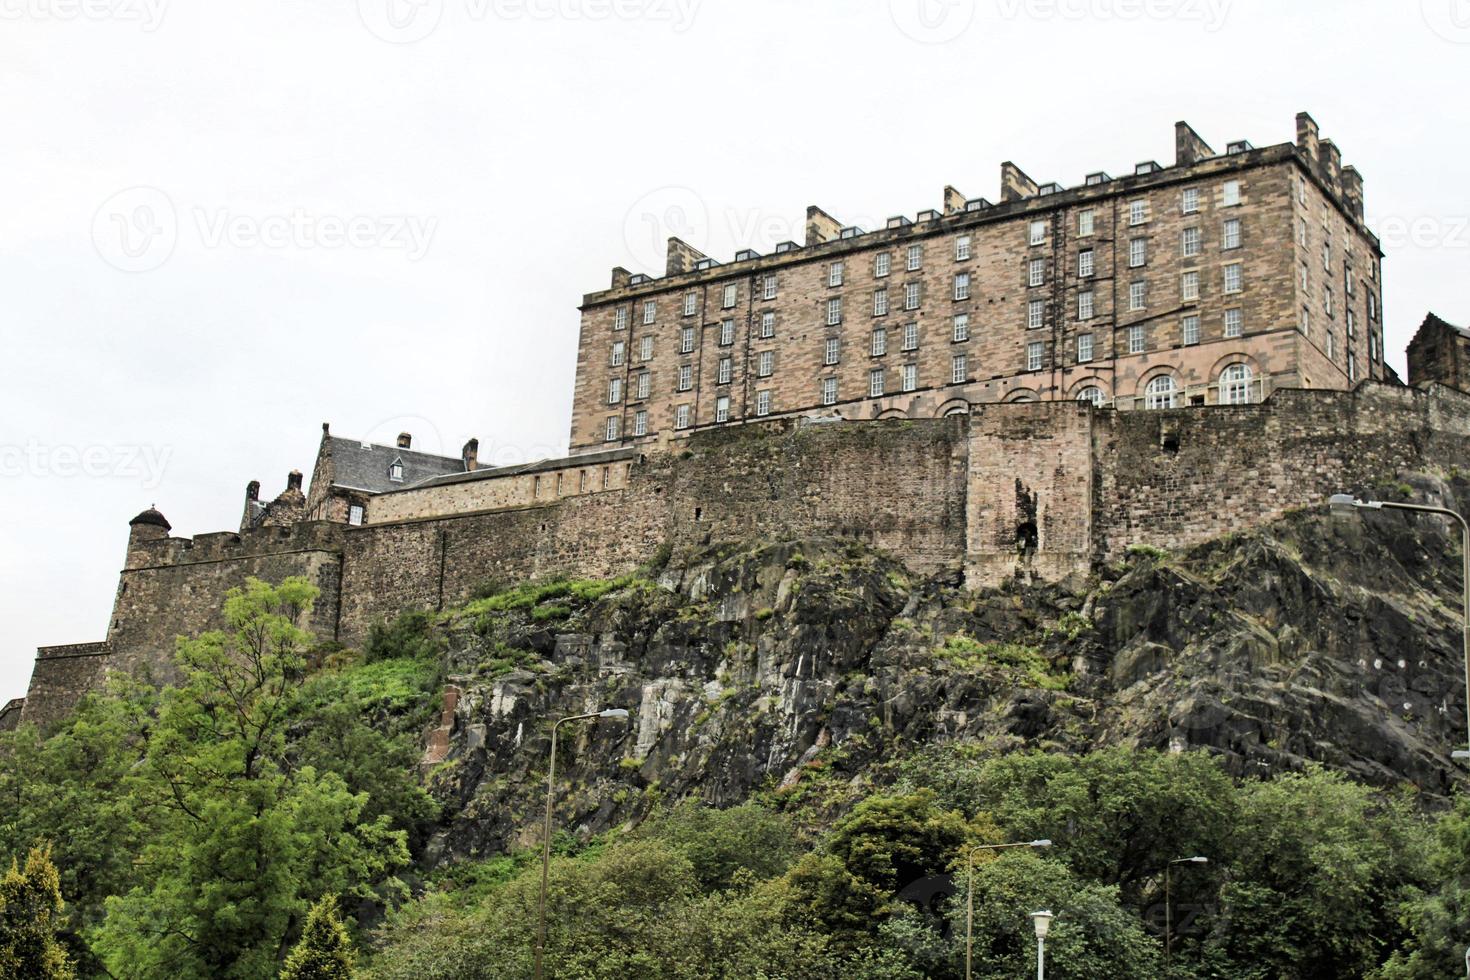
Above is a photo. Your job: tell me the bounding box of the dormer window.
[389,459,404,482]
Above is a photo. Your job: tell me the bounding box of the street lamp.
[534,707,630,980]
[1031,910,1054,980]
[1329,494,1470,761]
[1164,856,1209,960]
[964,840,1052,980]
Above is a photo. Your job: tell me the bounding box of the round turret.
[128,507,171,532]
[127,507,172,547]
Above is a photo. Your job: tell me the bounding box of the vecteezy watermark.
[1372,214,1470,251]
[92,186,438,272]
[992,0,1231,31]
[357,0,700,44]
[888,0,977,44]
[1422,0,1470,43]
[0,440,172,490]
[0,0,168,30]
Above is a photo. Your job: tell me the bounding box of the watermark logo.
[359,0,700,43]
[623,186,710,275]
[0,0,169,30]
[1422,0,1470,43]
[0,440,172,490]
[889,0,976,43]
[993,0,1231,32]
[357,0,443,44]
[92,186,177,273]
[1373,214,1470,251]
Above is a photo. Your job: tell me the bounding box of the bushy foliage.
[0,843,75,978]
[281,896,355,980]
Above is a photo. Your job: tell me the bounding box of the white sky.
[2,0,1468,700]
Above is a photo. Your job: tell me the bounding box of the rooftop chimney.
[286,470,303,492]
[943,185,967,215]
[804,205,842,247]
[665,237,708,276]
[397,432,412,449]
[462,438,480,472]
[1000,162,1038,203]
[1174,121,1215,167]
[1295,111,1321,165]
[245,480,260,501]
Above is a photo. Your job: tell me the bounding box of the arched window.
[1145,375,1177,410]
[1219,363,1253,405]
[1077,387,1105,407]
[1007,391,1038,403]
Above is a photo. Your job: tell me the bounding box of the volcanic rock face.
[422,476,1470,864]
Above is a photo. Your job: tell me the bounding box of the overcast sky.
[2,0,1467,700]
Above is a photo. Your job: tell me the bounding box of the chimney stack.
[246,480,260,502]
[462,438,480,472]
[1000,162,1038,203]
[397,432,412,449]
[287,470,303,492]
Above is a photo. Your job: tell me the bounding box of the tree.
[1372,791,1470,979]
[0,843,75,979]
[637,800,800,890]
[281,896,355,980]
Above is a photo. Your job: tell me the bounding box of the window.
[903,322,919,351]
[1030,220,1047,246]
[1129,200,1148,226]
[906,244,923,271]
[1300,263,1309,291]
[608,378,623,404]
[873,288,889,316]
[1028,299,1045,329]
[953,314,970,342]
[901,364,917,392]
[756,390,772,416]
[821,377,838,406]
[1128,238,1148,268]
[904,282,921,310]
[954,273,971,300]
[757,351,774,377]
[677,364,692,391]
[1079,249,1095,278]
[1222,180,1241,207]
[348,504,364,526]
[1078,386,1104,407]
[1224,308,1243,338]
[1298,177,1307,205]
[762,275,777,300]
[717,358,731,385]
[1077,333,1094,363]
[759,311,775,338]
[1027,341,1044,371]
[606,416,620,441]
[721,284,737,309]
[1078,209,1095,237]
[1347,308,1356,337]
[1181,271,1200,302]
[1325,288,1334,317]
[716,395,730,423]
[1298,218,1308,247]
[874,253,891,278]
[680,326,696,353]
[1325,330,1335,359]
[1219,363,1252,405]
[675,404,691,429]
[827,297,843,326]
[1345,268,1355,296]
[1128,324,1145,354]
[1301,306,1311,336]
[951,355,967,384]
[1182,227,1201,257]
[1223,263,1242,294]
[955,235,972,260]
[719,319,735,345]
[1349,352,1357,383]
[643,299,656,324]
[1322,243,1331,272]
[1078,290,1095,321]
[611,341,625,366]
[1028,258,1046,287]
[637,371,651,399]
[1182,187,1200,214]
[683,291,697,316]
[825,337,841,365]
[829,262,844,287]
[1145,375,1177,409]
[872,327,888,356]
[1182,313,1200,345]
[614,306,628,330]
[634,410,648,436]
[389,461,404,482]
[1368,292,1377,319]
[1129,281,1147,311]
[1222,218,1241,250]
[869,369,884,397]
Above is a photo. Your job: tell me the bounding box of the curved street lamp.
[534,707,630,980]
[963,839,1052,980]
[1329,494,1470,761]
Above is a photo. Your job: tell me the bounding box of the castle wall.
[18,644,110,731]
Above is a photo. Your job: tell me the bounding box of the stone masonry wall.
[19,643,110,731]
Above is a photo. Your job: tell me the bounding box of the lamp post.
[963,839,1052,980]
[1031,909,1054,980]
[1329,494,1470,761]
[534,707,630,980]
[1164,856,1209,960]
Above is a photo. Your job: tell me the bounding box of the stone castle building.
[2,112,1464,734]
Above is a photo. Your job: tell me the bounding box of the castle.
[5,111,1468,733]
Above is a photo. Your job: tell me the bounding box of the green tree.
[637,800,800,890]
[281,896,355,980]
[0,843,75,979]
[1372,791,1470,979]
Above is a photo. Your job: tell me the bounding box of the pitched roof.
[1413,312,1469,344]
[373,447,640,495]
[325,437,466,494]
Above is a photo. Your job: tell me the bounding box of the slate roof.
[326,437,467,494]
[373,447,640,495]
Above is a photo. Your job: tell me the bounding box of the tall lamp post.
[1164,856,1209,960]
[963,839,1052,980]
[1031,910,1054,980]
[1329,494,1470,761]
[534,707,630,980]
